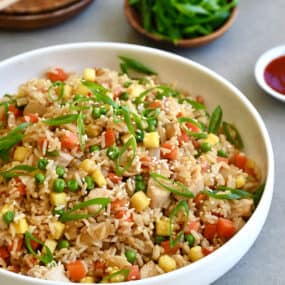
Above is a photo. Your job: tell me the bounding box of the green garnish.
[125,249,137,263]
[154,235,167,244]
[89,145,100,153]
[0,165,37,180]
[47,150,59,157]
[85,176,94,190]
[217,149,228,157]
[101,269,130,283]
[180,98,206,110]
[67,179,79,192]
[57,239,70,249]
[3,211,14,224]
[25,231,53,265]
[37,158,48,170]
[178,117,207,139]
[169,200,189,248]
[119,56,157,75]
[48,81,65,102]
[77,111,86,151]
[223,122,244,149]
[203,186,253,200]
[135,129,144,142]
[35,173,45,184]
[150,173,194,198]
[115,136,137,176]
[134,175,146,192]
[56,166,65,177]
[253,184,265,206]
[185,233,195,246]
[59,197,110,222]
[200,142,212,153]
[208,106,223,134]
[119,92,129,101]
[107,146,120,160]
[43,114,78,126]
[53,178,65,193]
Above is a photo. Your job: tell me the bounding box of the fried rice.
[0,61,263,283]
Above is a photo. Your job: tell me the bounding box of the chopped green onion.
[178,117,207,139]
[77,111,86,151]
[101,269,130,283]
[47,150,59,157]
[59,197,110,222]
[119,92,129,101]
[146,117,157,132]
[85,176,95,190]
[154,235,167,244]
[89,145,100,153]
[43,114,78,126]
[125,249,137,263]
[3,210,14,224]
[185,234,195,246]
[115,136,137,176]
[0,165,37,180]
[180,98,206,110]
[203,186,253,200]
[150,173,194,198]
[208,106,223,134]
[119,56,157,75]
[135,129,144,142]
[37,158,48,170]
[169,200,189,248]
[25,231,53,265]
[48,81,65,102]
[223,122,244,149]
[253,184,265,206]
[107,146,120,160]
[217,149,228,157]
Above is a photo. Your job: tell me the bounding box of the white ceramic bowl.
[0,43,274,285]
[255,45,285,102]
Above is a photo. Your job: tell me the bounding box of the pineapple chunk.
[76,84,91,96]
[50,193,67,207]
[13,146,30,162]
[63,84,72,99]
[235,175,246,188]
[156,218,170,236]
[130,191,150,212]
[143,132,160,148]
[121,133,132,144]
[83,68,96,82]
[79,159,96,174]
[92,169,107,187]
[14,218,29,234]
[80,276,95,283]
[203,134,219,146]
[158,255,177,272]
[51,221,65,240]
[43,239,57,254]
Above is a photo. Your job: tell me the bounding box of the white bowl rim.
[0,42,275,285]
[255,44,285,102]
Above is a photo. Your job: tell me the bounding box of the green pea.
[125,249,136,263]
[154,235,167,244]
[217,149,228,158]
[92,107,101,119]
[135,129,144,142]
[134,175,146,192]
[119,92,129,101]
[200,142,212,153]
[85,176,94,190]
[67,179,79,192]
[57,239,70,249]
[100,105,108,115]
[185,234,195,246]
[123,81,132,88]
[107,146,120,160]
[35,173,45,184]
[56,166,65,178]
[89,145,100,153]
[3,211,14,224]
[37,158,48,170]
[53,178,65,193]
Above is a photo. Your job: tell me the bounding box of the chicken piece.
[231,199,254,218]
[105,255,131,269]
[140,261,160,279]
[23,100,46,116]
[87,221,115,241]
[44,264,69,282]
[57,151,73,167]
[147,178,170,209]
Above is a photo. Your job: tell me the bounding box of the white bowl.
[255,45,285,102]
[0,43,274,285]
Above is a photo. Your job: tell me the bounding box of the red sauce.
[264,55,285,95]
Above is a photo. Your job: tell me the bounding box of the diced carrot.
[161,240,179,255]
[176,112,183,118]
[186,122,200,133]
[191,139,200,149]
[105,129,116,148]
[94,260,106,277]
[46,67,68,82]
[14,178,26,196]
[114,210,126,219]
[202,246,215,256]
[196,95,205,105]
[108,173,123,184]
[126,265,140,281]
[216,218,235,239]
[21,114,39,123]
[8,238,23,252]
[149,101,161,109]
[185,221,200,234]
[194,193,208,206]
[140,156,151,170]
[30,235,40,251]
[111,199,128,212]
[38,137,46,151]
[231,152,247,170]
[8,105,21,117]
[178,130,189,145]
[66,260,87,282]
[61,132,79,150]
[0,246,9,259]
[161,143,178,160]
[203,224,217,241]
[217,156,229,163]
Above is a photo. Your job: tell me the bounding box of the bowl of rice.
[0,43,274,285]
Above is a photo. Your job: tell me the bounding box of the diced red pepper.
[94,260,106,277]
[14,178,26,196]
[105,129,116,148]
[216,218,235,239]
[61,132,79,150]
[21,114,39,123]
[203,224,217,241]
[202,246,215,256]
[149,101,161,109]
[8,238,23,252]
[161,240,179,255]
[186,122,200,133]
[126,265,140,281]
[108,173,123,184]
[231,152,247,170]
[161,143,178,160]
[194,193,208,206]
[185,221,200,234]
[46,67,68,82]
[178,130,189,145]
[0,246,9,259]
[8,105,21,117]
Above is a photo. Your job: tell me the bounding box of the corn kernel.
[156,218,170,236]
[158,255,177,272]
[121,133,132,144]
[51,221,65,240]
[14,218,29,234]
[92,169,107,187]
[76,84,91,96]
[143,132,160,148]
[86,124,100,137]
[128,84,145,99]
[203,134,219,146]
[80,276,95,283]
[235,175,246,188]
[43,239,57,254]
[130,191,150,212]
[13,146,30,162]
[50,192,67,207]
[79,159,96,174]
[83,68,96,82]
[63,84,72,99]
[189,246,204,262]
[1,204,12,215]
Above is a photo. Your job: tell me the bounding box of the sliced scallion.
[48,81,65,102]
[203,186,253,200]
[100,269,130,283]
[223,122,244,149]
[253,184,265,206]
[119,56,157,75]
[0,165,37,180]
[208,106,223,134]
[177,117,207,139]
[77,111,85,151]
[43,114,78,126]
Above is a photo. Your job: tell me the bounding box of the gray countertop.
[0,0,284,284]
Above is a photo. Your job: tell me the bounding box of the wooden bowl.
[0,0,94,30]
[124,0,238,48]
